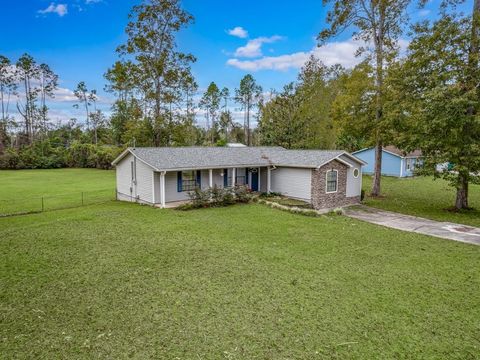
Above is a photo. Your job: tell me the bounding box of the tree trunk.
[455,174,469,210]
[370,6,386,197]
[246,100,251,146]
[371,141,383,196]
[452,0,479,210]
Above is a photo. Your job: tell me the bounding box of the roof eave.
[111,148,132,166]
[111,148,161,171]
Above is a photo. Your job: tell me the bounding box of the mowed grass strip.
[1,202,479,359]
[363,175,480,227]
[0,169,115,215]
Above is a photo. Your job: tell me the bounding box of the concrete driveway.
[344,206,480,246]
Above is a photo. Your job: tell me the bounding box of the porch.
[153,166,273,208]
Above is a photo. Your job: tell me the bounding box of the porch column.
[267,167,271,193]
[209,169,213,188]
[232,168,236,187]
[160,171,166,208]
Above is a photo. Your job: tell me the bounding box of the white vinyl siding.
[339,154,363,198]
[165,172,189,202]
[153,172,160,204]
[133,157,154,204]
[270,167,312,201]
[259,167,268,192]
[115,153,154,204]
[116,153,134,200]
[200,169,224,190]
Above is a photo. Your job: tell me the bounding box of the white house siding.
[200,169,225,190]
[153,172,160,204]
[259,167,267,192]
[270,167,312,201]
[213,169,224,187]
[134,158,154,204]
[339,154,363,198]
[164,171,190,202]
[116,153,134,201]
[345,166,362,197]
[116,153,154,204]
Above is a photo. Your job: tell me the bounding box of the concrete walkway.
[343,206,480,246]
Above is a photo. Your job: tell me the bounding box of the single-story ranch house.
[353,145,422,178]
[112,147,366,210]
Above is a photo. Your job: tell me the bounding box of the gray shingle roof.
[113,146,364,171]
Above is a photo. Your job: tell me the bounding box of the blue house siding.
[353,148,402,177]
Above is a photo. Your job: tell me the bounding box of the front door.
[251,170,259,191]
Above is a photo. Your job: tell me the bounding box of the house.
[112,147,366,210]
[353,146,422,178]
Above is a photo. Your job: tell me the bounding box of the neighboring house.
[112,147,366,210]
[353,146,422,178]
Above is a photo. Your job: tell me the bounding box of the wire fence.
[0,189,116,217]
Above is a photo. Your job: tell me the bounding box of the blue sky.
[0,0,474,125]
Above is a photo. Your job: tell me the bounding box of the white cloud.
[418,9,431,17]
[234,36,283,58]
[38,3,68,17]
[227,38,409,72]
[227,26,248,39]
[50,87,113,105]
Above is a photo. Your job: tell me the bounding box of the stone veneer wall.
[311,159,361,209]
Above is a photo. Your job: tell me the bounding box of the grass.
[0,169,115,215]
[363,175,480,227]
[1,169,479,358]
[1,201,479,358]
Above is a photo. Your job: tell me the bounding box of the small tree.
[199,82,221,144]
[235,74,262,146]
[74,81,91,130]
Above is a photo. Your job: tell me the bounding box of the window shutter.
[224,169,228,187]
[196,170,201,187]
[177,171,182,192]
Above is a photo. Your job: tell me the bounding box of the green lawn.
[1,201,479,358]
[363,175,480,227]
[0,169,115,215]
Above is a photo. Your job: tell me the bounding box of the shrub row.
[177,185,254,210]
[0,142,123,170]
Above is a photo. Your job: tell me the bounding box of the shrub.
[179,185,253,210]
[187,187,211,208]
[233,185,253,203]
[361,189,366,201]
[222,189,236,206]
[210,185,225,205]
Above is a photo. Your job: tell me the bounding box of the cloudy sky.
[0,0,473,126]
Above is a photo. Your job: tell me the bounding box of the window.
[326,170,338,193]
[353,168,360,178]
[178,170,199,192]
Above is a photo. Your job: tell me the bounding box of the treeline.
[0,0,264,170]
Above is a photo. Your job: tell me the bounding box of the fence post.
[41,197,44,212]
[81,192,84,206]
